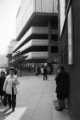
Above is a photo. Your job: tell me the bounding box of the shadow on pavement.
[53,100,71,117]
[0,103,12,120]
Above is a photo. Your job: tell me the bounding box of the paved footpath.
[0,75,71,120]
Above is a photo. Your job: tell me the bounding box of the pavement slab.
[0,75,71,120]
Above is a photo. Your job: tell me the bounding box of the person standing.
[43,66,48,80]
[55,66,70,111]
[3,67,19,112]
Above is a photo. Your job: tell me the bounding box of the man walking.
[3,67,19,112]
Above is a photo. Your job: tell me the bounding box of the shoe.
[12,108,15,112]
[55,106,64,111]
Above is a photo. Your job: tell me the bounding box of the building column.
[48,21,52,63]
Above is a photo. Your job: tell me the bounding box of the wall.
[70,0,80,119]
[59,0,80,119]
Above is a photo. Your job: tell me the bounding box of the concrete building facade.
[11,0,61,72]
[59,0,73,65]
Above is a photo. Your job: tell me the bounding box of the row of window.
[19,46,59,54]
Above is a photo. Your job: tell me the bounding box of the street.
[0,75,71,120]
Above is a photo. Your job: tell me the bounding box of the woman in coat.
[3,67,19,111]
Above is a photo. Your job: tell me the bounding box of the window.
[52,35,58,41]
[51,46,58,53]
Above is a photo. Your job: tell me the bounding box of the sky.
[0,0,21,55]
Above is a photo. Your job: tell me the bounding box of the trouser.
[7,94,16,109]
[43,74,47,80]
[2,92,8,106]
[7,88,16,109]
[57,91,70,109]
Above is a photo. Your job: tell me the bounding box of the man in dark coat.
[0,71,6,102]
[55,66,70,111]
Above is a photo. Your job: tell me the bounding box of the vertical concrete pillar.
[48,21,52,63]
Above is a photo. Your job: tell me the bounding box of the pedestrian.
[43,66,48,80]
[40,65,44,80]
[55,66,70,111]
[36,66,40,75]
[3,67,19,112]
[0,71,6,102]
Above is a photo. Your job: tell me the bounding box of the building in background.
[11,0,62,74]
[7,40,17,67]
[59,0,80,119]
